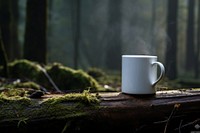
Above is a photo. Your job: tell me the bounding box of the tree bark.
[195,0,200,78]
[165,0,178,80]
[10,0,20,59]
[0,29,8,78]
[185,0,195,72]
[73,0,81,69]
[106,0,122,70]
[24,0,47,64]
[0,0,12,61]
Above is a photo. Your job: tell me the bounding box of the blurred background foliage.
[0,0,200,89]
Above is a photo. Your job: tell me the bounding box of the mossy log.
[0,89,200,133]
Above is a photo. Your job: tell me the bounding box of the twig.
[174,118,200,131]
[164,104,181,133]
[154,119,168,124]
[178,119,183,133]
[164,107,175,133]
[154,115,184,124]
[37,65,62,93]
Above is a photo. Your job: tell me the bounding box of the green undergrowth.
[6,81,40,90]
[156,77,200,90]
[87,67,121,92]
[0,59,101,92]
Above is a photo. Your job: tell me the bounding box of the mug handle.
[152,62,165,86]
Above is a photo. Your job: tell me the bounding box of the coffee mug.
[121,55,165,95]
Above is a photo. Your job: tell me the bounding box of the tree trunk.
[10,0,20,59]
[24,0,47,64]
[73,0,81,69]
[106,0,122,70]
[151,0,156,54]
[165,0,178,80]
[195,0,200,78]
[0,29,8,78]
[185,0,195,72]
[0,0,12,61]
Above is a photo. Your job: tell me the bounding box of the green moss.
[0,81,42,98]
[0,90,100,124]
[0,94,32,108]
[38,63,100,91]
[0,59,101,92]
[87,67,106,80]
[0,88,27,97]
[4,81,40,90]
[8,59,42,81]
[87,68,121,92]
[42,90,100,106]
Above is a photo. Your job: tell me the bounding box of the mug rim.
[122,55,157,58]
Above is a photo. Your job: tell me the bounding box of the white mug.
[121,55,165,95]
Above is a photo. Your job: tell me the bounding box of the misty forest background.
[0,0,200,88]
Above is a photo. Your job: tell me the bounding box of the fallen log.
[0,89,200,133]
[95,90,200,133]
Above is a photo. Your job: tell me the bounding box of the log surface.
[1,89,200,133]
[90,89,200,132]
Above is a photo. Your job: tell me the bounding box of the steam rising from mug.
[121,55,165,95]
